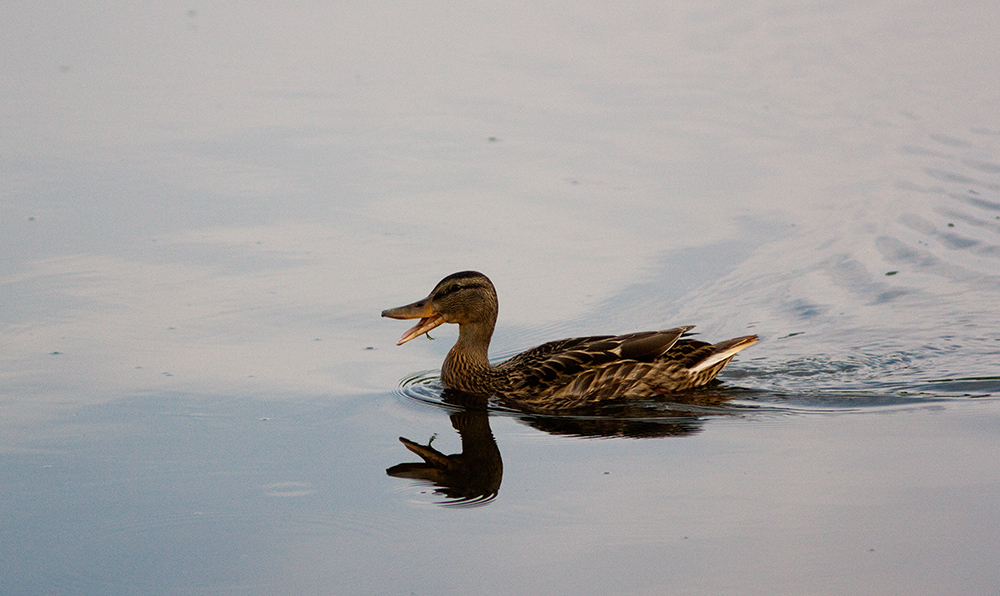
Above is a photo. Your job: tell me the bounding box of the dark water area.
[3,0,1000,594]
[4,390,999,595]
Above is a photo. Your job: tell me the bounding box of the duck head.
[382,271,499,345]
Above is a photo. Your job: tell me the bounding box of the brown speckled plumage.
[382,271,758,410]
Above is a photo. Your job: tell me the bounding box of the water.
[2,0,999,594]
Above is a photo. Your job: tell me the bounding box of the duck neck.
[441,320,495,392]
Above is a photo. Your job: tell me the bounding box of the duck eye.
[438,283,464,297]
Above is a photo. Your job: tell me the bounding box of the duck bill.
[381,297,446,345]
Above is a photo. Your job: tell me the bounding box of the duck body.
[382,271,758,410]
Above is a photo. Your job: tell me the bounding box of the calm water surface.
[2,0,999,594]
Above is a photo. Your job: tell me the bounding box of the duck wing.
[498,326,694,391]
[497,327,758,407]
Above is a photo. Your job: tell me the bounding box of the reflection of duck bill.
[386,438,451,481]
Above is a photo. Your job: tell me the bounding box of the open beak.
[381,296,446,345]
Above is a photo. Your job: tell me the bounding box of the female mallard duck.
[382,271,758,409]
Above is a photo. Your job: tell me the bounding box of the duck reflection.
[509,385,733,439]
[387,388,737,505]
[387,392,501,506]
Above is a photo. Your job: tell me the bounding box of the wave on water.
[391,354,980,441]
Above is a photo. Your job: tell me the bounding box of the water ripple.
[390,356,971,435]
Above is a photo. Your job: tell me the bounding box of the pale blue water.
[2,0,999,594]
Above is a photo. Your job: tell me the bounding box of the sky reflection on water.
[2,0,1000,594]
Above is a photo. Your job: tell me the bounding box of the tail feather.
[688,335,759,374]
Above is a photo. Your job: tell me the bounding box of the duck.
[382,271,758,410]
